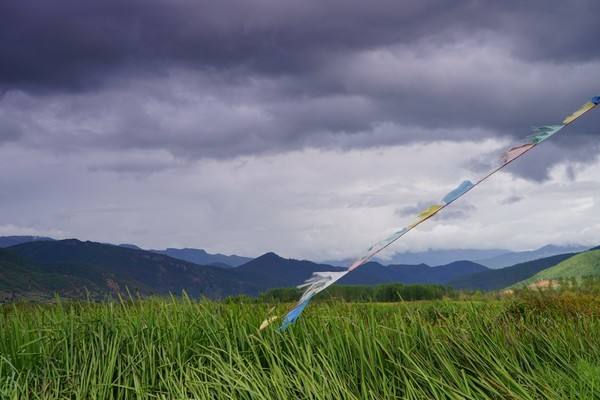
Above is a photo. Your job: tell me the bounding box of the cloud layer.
[1,0,599,256]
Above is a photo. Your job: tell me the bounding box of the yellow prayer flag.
[417,204,443,220]
[563,101,596,124]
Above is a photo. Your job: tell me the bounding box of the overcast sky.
[1,0,599,260]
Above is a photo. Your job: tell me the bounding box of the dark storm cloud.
[497,2,600,63]
[1,0,599,178]
[0,0,470,91]
[2,0,599,91]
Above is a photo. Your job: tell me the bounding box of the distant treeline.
[225,283,458,303]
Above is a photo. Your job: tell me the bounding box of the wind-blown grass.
[1,297,599,399]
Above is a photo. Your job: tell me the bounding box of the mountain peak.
[442,260,480,267]
[119,243,142,250]
[167,247,208,255]
[61,238,83,244]
[256,252,282,261]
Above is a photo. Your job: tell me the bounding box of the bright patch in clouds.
[1,138,599,260]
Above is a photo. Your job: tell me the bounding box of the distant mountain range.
[3,236,590,270]
[117,244,252,267]
[151,248,252,268]
[235,254,489,289]
[2,237,254,269]
[339,261,488,285]
[380,249,508,267]
[0,236,597,301]
[0,239,490,301]
[474,245,589,269]
[325,245,590,269]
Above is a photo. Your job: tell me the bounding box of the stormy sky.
[1,0,599,260]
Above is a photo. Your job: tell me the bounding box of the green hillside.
[0,249,101,301]
[3,240,259,300]
[449,253,575,291]
[514,250,600,288]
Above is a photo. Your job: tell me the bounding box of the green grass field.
[1,297,600,399]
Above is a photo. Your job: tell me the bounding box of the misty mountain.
[325,249,507,267]
[339,261,489,285]
[381,249,508,267]
[475,245,589,269]
[151,248,252,268]
[325,245,589,269]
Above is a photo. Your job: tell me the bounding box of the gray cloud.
[500,195,524,205]
[436,202,477,221]
[395,201,432,218]
[0,115,22,144]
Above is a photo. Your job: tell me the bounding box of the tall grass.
[1,296,599,399]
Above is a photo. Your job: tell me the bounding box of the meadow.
[1,294,600,399]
